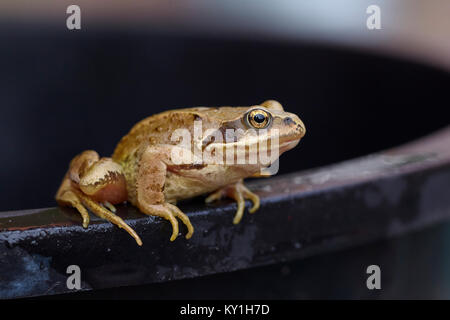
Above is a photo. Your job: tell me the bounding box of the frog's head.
[244,100,306,153]
[199,100,305,168]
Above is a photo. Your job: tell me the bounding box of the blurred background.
[1,0,450,299]
[0,0,449,211]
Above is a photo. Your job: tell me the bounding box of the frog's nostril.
[295,122,305,136]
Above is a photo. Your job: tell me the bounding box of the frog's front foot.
[205,180,260,224]
[138,202,194,241]
[56,150,143,246]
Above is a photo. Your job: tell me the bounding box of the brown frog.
[56,100,305,245]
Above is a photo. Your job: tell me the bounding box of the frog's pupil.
[253,113,265,123]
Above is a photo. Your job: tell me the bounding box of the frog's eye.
[246,109,271,129]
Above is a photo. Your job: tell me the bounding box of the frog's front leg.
[135,146,194,241]
[56,150,143,246]
[205,180,260,224]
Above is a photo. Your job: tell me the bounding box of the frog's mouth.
[279,137,301,154]
[283,138,301,149]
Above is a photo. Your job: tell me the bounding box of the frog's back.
[112,107,210,163]
[112,105,252,163]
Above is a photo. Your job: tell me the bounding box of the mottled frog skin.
[56,100,305,245]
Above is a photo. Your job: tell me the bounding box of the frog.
[56,100,305,246]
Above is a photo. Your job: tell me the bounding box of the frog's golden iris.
[247,109,271,129]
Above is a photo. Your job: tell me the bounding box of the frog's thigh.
[135,147,194,240]
[56,150,142,246]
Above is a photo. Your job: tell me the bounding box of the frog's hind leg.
[56,150,143,246]
[74,190,142,246]
[205,179,260,224]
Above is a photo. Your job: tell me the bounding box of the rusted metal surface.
[1,126,450,299]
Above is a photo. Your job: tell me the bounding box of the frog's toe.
[75,202,91,228]
[166,211,179,242]
[241,186,260,214]
[139,203,196,241]
[206,180,261,224]
[57,189,91,228]
[205,189,224,203]
[223,185,244,224]
[167,203,194,239]
[102,201,117,213]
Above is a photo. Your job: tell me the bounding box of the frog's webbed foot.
[205,180,260,224]
[138,202,194,241]
[79,191,143,245]
[57,183,143,246]
[56,150,143,246]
